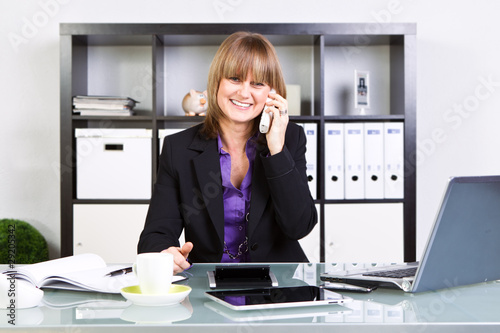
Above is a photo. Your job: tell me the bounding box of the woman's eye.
[228,77,240,82]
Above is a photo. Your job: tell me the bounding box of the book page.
[12,253,107,286]
[42,265,138,293]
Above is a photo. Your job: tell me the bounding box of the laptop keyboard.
[362,267,417,278]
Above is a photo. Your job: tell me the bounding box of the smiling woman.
[138,31,317,274]
[203,31,287,140]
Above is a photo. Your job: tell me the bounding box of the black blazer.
[138,122,317,263]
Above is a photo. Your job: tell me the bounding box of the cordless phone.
[259,89,276,134]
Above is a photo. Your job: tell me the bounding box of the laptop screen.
[413,176,500,293]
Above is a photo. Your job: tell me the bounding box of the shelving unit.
[60,23,416,263]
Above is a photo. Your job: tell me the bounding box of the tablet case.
[207,265,278,289]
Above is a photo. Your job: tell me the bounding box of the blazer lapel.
[189,131,225,245]
[248,143,270,239]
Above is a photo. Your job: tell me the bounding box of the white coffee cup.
[133,252,174,295]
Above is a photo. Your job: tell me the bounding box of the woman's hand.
[264,91,289,155]
[161,242,193,274]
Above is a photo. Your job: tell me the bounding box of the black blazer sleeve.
[262,123,317,239]
[246,123,318,262]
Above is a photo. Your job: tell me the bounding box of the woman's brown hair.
[201,31,286,139]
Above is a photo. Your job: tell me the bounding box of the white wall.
[2,0,500,259]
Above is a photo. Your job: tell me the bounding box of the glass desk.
[3,263,500,332]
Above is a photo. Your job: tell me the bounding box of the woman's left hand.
[265,91,289,155]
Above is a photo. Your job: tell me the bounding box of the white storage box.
[75,128,152,199]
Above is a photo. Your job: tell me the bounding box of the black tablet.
[205,286,352,311]
[207,265,278,289]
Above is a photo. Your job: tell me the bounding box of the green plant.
[0,219,49,264]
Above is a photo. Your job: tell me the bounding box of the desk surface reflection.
[3,263,500,333]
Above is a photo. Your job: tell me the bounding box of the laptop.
[321,175,500,293]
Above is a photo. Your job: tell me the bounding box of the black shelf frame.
[60,23,416,262]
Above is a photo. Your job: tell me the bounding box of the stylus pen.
[105,267,133,277]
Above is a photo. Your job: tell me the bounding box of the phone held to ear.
[259,89,276,134]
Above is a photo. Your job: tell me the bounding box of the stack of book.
[73,96,138,116]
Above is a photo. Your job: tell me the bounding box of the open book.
[2,253,185,294]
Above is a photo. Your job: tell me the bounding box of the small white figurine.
[182,89,208,116]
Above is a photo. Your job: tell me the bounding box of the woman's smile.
[231,99,252,108]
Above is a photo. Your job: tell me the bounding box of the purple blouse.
[217,133,258,262]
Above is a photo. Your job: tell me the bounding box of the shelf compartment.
[323,33,408,117]
[157,33,318,117]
